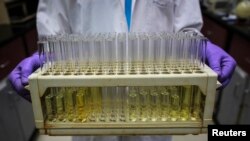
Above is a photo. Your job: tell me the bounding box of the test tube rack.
[28,64,218,136]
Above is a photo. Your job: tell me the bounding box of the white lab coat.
[36,0,203,140]
[37,0,203,35]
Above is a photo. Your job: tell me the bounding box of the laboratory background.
[0,0,249,141]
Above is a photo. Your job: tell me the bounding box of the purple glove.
[206,41,236,88]
[8,53,41,101]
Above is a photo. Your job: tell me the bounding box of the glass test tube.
[128,33,140,74]
[170,86,181,121]
[147,33,156,73]
[87,34,98,74]
[95,34,103,74]
[179,34,186,70]
[201,38,207,70]
[153,34,162,73]
[159,87,170,121]
[76,88,88,122]
[191,87,202,120]
[73,36,81,74]
[84,34,95,75]
[174,34,183,71]
[116,33,127,74]
[103,33,116,74]
[38,37,48,73]
[45,89,55,121]
[139,87,149,121]
[140,34,150,74]
[163,33,171,73]
[100,87,109,122]
[183,37,193,72]
[157,34,166,73]
[180,86,193,121]
[192,36,205,70]
[80,35,90,72]
[55,88,65,121]
[67,36,76,73]
[89,87,102,121]
[150,87,160,121]
[117,87,127,122]
[46,36,54,74]
[64,88,75,121]
[128,87,139,121]
[60,35,68,74]
[107,87,118,122]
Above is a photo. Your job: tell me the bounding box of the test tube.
[153,33,162,73]
[128,87,139,122]
[139,87,149,121]
[100,87,110,122]
[191,34,206,70]
[147,33,156,74]
[127,33,140,74]
[80,34,90,72]
[150,87,160,121]
[157,33,166,73]
[162,33,171,73]
[76,88,88,122]
[116,33,127,74]
[46,36,54,74]
[200,38,207,70]
[110,87,119,122]
[72,35,82,74]
[60,35,68,74]
[159,87,170,121]
[95,34,103,74]
[55,88,64,121]
[38,36,48,73]
[117,87,127,122]
[140,34,150,74]
[168,34,178,72]
[104,33,116,74]
[89,87,102,121]
[180,86,193,121]
[45,89,55,121]
[136,33,144,74]
[83,34,94,75]
[178,34,185,71]
[66,35,73,73]
[183,36,194,73]
[169,86,181,121]
[86,34,97,74]
[191,86,202,121]
[173,34,182,73]
[64,88,75,122]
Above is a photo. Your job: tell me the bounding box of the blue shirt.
[125,0,132,31]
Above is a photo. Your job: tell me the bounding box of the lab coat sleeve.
[173,0,203,34]
[36,0,71,36]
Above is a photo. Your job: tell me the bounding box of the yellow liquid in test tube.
[159,87,170,121]
[180,86,192,121]
[150,87,160,121]
[56,92,64,121]
[139,87,149,121]
[64,88,75,121]
[128,87,138,122]
[76,88,88,122]
[191,87,201,121]
[89,87,102,121]
[170,86,180,121]
[45,94,54,121]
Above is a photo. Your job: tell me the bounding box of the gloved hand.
[206,41,236,88]
[8,52,41,101]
